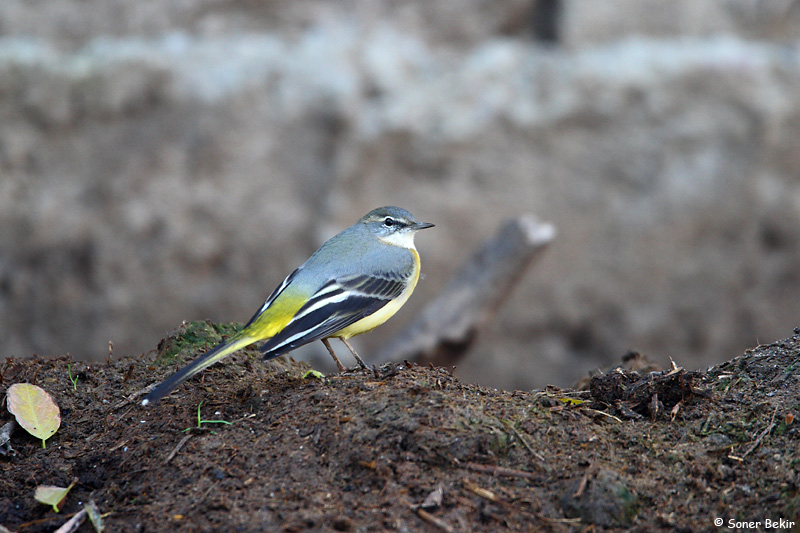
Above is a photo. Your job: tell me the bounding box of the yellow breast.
[333,248,421,339]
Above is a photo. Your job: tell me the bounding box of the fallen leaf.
[0,420,15,456]
[558,397,587,406]
[420,485,444,510]
[6,383,61,448]
[86,499,105,532]
[34,479,77,513]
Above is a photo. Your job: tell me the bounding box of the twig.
[670,401,682,422]
[462,479,522,510]
[500,420,546,464]
[463,479,499,502]
[742,405,779,459]
[462,479,546,527]
[573,471,590,498]
[463,462,537,480]
[54,509,87,533]
[164,434,194,465]
[542,516,583,525]
[112,383,158,410]
[108,439,130,453]
[414,507,455,533]
[583,408,622,423]
[105,406,135,429]
[722,376,741,397]
[501,420,533,455]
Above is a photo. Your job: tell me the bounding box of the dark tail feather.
[141,335,254,405]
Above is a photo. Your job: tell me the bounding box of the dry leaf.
[86,500,105,532]
[0,420,15,456]
[6,383,61,448]
[34,479,77,513]
[420,485,444,510]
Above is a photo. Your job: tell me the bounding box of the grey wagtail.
[142,206,433,405]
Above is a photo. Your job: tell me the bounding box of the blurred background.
[1,0,799,390]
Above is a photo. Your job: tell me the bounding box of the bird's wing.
[258,271,407,359]
[141,270,307,405]
[242,268,301,330]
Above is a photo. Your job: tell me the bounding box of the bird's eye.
[383,217,395,227]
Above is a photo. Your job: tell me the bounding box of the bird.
[141,206,434,405]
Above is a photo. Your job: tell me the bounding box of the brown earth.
[1,321,799,532]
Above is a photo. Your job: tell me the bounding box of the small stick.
[54,509,87,533]
[164,434,194,465]
[742,405,779,459]
[501,420,543,462]
[583,408,623,423]
[108,439,130,453]
[463,462,537,480]
[414,507,455,533]
[113,383,158,410]
[463,480,500,503]
[573,472,590,498]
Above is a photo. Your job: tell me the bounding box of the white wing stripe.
[312,283,343,298]
[270,328,316,352]
[291,291,351,322]
[268,286,393,353]
[258,275,293,315]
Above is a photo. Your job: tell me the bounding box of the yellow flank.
[196,335,255,372]
[334,248,421,339]
[243,287,308,340]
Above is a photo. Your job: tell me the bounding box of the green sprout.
[183,401,232,433]
[67,364,78,391]
[302,369,325,380]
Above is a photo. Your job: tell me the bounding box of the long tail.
[141,335,255,405]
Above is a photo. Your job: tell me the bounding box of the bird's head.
[360,206,434,248]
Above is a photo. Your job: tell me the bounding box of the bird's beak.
[412,221,435,230]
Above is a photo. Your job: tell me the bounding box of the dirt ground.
[1,321,799,532]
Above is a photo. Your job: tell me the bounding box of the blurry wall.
[2,0,800,389]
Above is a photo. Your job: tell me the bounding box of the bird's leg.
[321,338,346,372]
[340,338,368,370]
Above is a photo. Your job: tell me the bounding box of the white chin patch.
[379,230,416,249]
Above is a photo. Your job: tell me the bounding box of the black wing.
[259,272,406,359]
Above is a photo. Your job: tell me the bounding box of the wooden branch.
[463,461,539,480]
[376,215,555,367]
